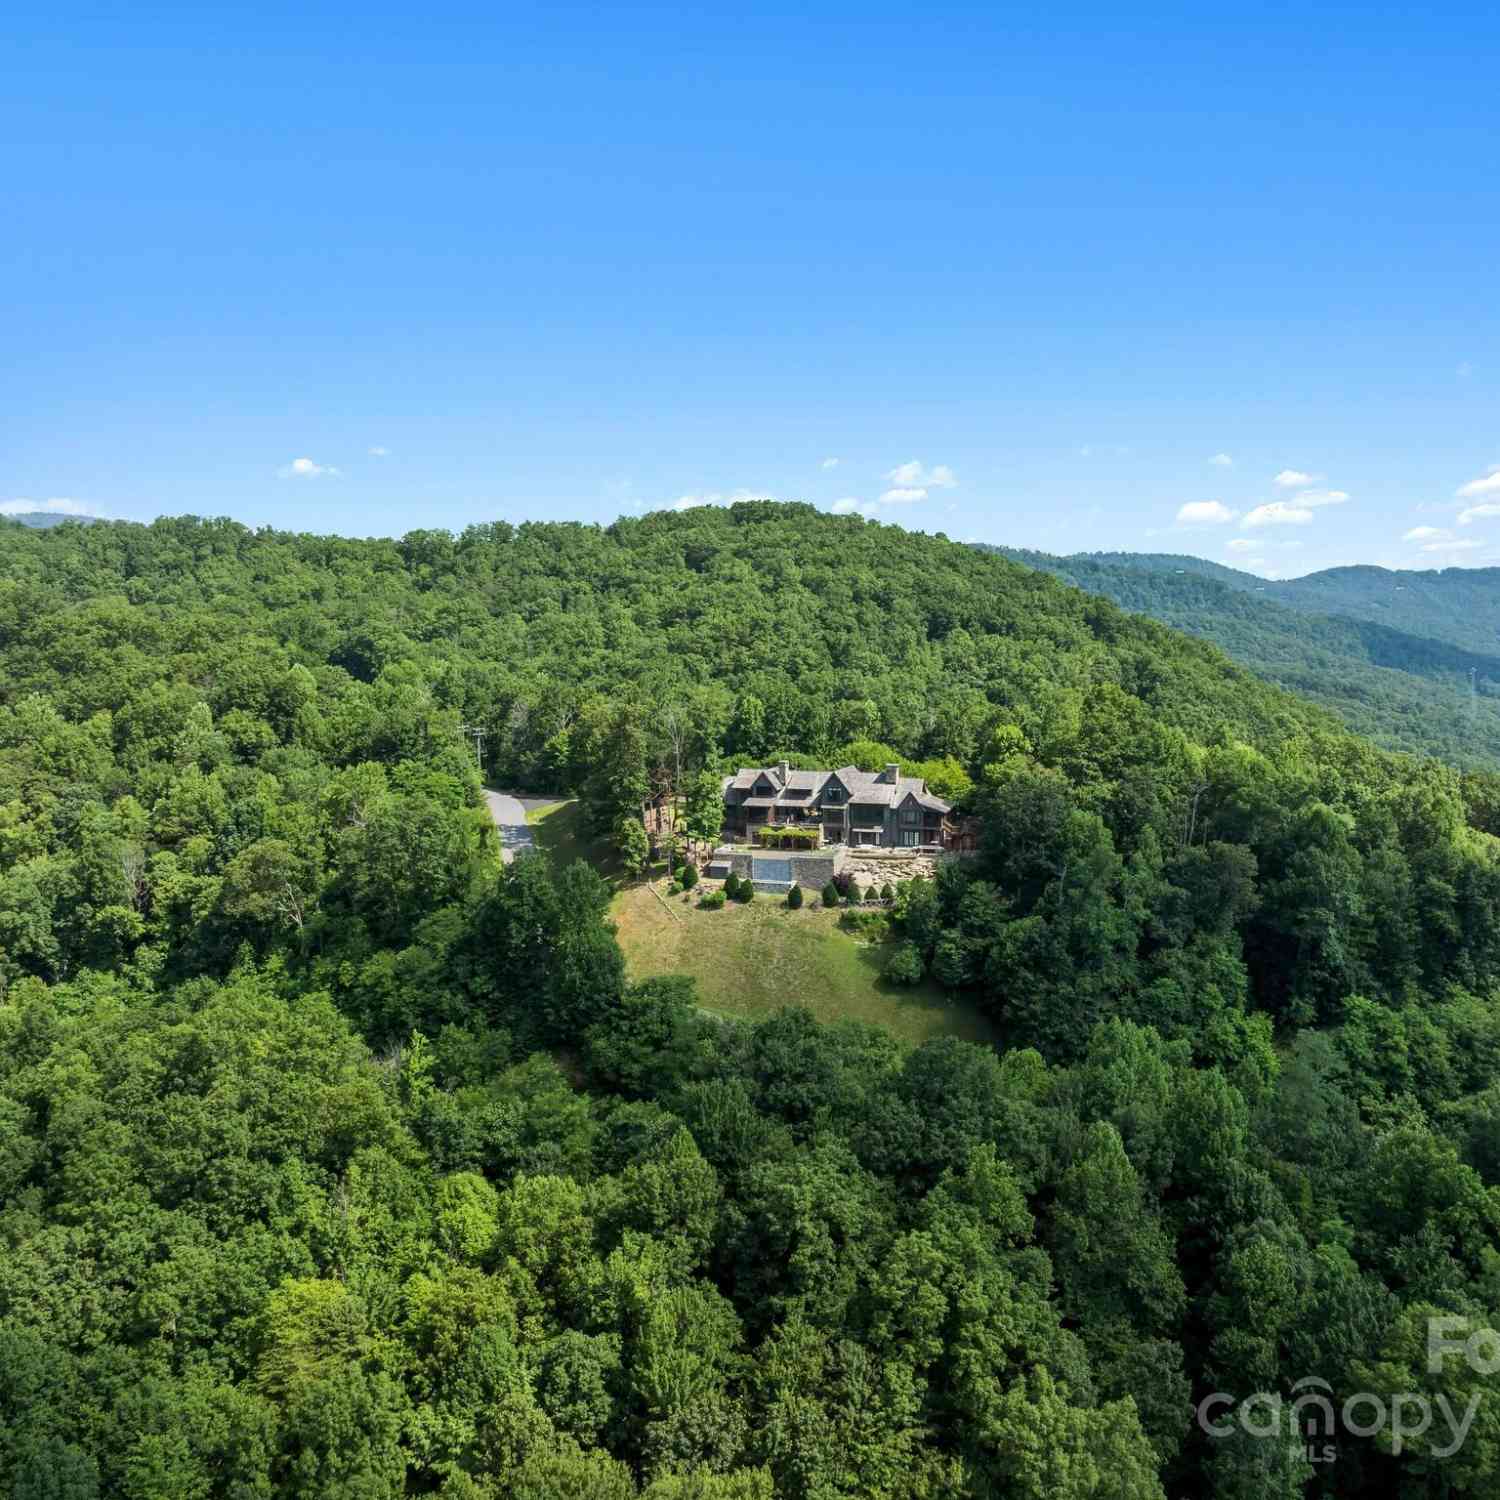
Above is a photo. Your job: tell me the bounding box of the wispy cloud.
[886,460,956,490]
[1209,453,1234,468]
[1458,502,1500,526]
[1242,501,1314,528]
[821,457,839,470]
[1457,467,1500,501]
[878,486,928,504]
[1273,469,1321,489]
[1296,489,1350,508]
[1175,500,1237,525]
[1226,538,1256,552]
[0,496,108,517]
[831,497,878,517]
[1422,537,1484,553]
[368,446,389,457]
[277,457,340,479]
[1403,525,1450,542]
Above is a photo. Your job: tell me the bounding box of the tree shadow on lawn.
[850,937,968,1016]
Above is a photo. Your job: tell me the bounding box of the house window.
[902,830,919,846]
[902,806,919,823]
[824,788,841,803]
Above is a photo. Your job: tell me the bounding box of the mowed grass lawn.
[524,797,620,880]
[611,879,999,1049]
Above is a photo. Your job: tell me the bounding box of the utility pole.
[459,723,487,772]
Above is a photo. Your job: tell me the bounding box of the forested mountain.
[8,504,1500,1497]
[1057,551,1500,657]
[1082,551,1500,657]
[0,511,100,529]
[993,546,1500,770]
[1271,564,1500,656]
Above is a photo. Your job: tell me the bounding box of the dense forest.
[1065,552,1500,657]
[991,547,1500,771]
[8,503,1500,1497]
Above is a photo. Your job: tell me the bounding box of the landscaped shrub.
[737,880,755,903]
[698,889,726,909]
[787,883,803,908]
[681,862,699,889]
[722,872,740,899]
[821,880,840,908]
[880,882,895,902]
[884,940,925,985]
[845,883,861,906]
[839,909,890,941]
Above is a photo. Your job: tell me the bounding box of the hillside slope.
[12,502,1500,1499]
[1269,563,1500,654]
[992,545,1500,769]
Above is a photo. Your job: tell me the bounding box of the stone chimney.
[883,763,900,783]
[776,759,790,783]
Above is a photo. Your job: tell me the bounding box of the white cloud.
[278,457,340,479]
[1175,500,1237,525]
[0,496,107,517]
[1457,467,1500,500]
[1423,538,1484,553]
[821,457,839,470]
[1403,526,1450,542]
[886,460,956,489]
[1296,489,1350,508]
[1242,501,1314,528]
[1273,469,1321,488]
[1458,502,1500,526]
[368,446,389,457]
[831,497,878,517]
[878,487,928,504]
[1225,538,1256,552]
[1209,453,1234,468]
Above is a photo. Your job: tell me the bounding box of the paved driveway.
[483,790,536,863]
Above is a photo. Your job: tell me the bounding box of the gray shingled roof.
[724,764,951,815]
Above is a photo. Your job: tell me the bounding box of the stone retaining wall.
[724,849,845,889]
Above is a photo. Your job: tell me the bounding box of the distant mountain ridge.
[984,545,1500,771]
[1,511,102,529]
[1067,551,1500,655]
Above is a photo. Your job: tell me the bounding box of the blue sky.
[4,2,1498,576]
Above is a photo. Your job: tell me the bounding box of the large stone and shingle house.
[721,761,952,848]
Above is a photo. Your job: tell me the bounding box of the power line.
[459,723,487,768]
